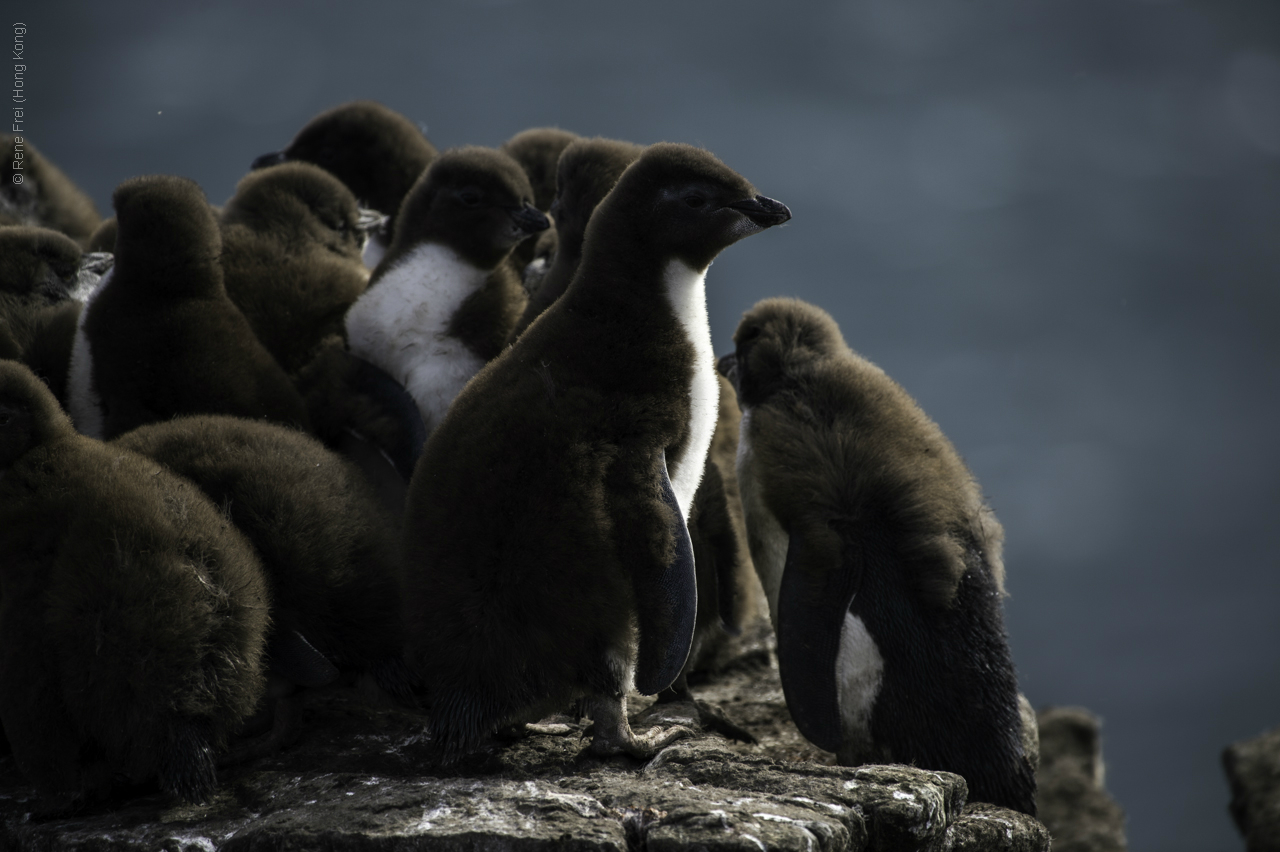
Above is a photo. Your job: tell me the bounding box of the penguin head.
[0,360,74,469]
[550,137,645,258]
[0,226,84,306]
[223,162,368,262]
[112,175,221,292]
[719,298,846,409]
[594,143,791,273]
[500,127,580,213]
[389,146,550,270]
[252,101,438,223]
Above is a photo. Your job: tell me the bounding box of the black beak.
[727,195,791,228]
[251,150,289,171]
[716,353,740,389]
[356,207,389,237]
[510,203,551,236]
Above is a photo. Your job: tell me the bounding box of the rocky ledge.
[0,648,1050,851]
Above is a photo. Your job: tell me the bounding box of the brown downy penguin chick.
[251,101,438,269]
[345,147,548,437]
[0,226,108,404]
[499,127,580,273]
[0,362,270,808]
[719,297,1036,814]
[1,136,101,247]
[507,136,643,343]
[66,175,311,440]
[219,162,381,375]
[114,416,411,711]
[403,143,790,761]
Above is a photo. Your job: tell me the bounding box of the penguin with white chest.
[345,147,548,438]
[719,297,1036,815]
[402,143,790,761]
[67,175,311,440]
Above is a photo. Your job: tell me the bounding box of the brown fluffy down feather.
[114,415,405,682]
[0,362,269,806]
[733,296,1005,610]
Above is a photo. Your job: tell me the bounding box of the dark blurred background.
[29,1,1280,848]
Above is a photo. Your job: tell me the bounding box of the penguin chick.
[520,226,558,296]
[87,216,117,253]
[719,297,1035,815]
[0,362,270,807]
[67,175,312,439]
[0,226,100,403]
[220,162,377,375]
[251,101,438,269]
[499,127,580,274]
[507,136,643,343]
[1,136,101,247]
[345,147,548,437]
[402,143,790,761]
[113,414,409,702]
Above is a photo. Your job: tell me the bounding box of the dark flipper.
[347,355,427,480]
[775,526,861,753]
[632,451,698,697]
[269,629,340,688]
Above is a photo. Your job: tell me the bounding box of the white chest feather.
[362,233,387,271]
[663,259,718,521]
[66,269,109,439]
[345,243,488,433]
[836,611,885,743]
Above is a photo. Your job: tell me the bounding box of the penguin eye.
[741,325,762,342]
[457,188,483,207]
[684,194,706,209]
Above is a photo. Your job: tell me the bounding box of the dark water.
[27,1,1280,848]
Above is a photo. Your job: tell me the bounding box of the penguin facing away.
[402,142,790,761]
[67,175,312,440]
[345,146,548,437]
[507,136,644,343]
[0,362,270,808]
[251,101,438,269]
[113,414,409,703]
[1,135,101,246]
[719,297,1036,815]
[219,162,379,375]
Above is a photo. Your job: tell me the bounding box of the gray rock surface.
[0,636,1050,851]
[1034,706,1127,852]
[1223,724,1280,852]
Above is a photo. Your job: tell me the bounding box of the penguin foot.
[654,678,757,744]
[582,695,694,759]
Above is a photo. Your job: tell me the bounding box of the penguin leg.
[219,677,303,767]
[583,692,694,759]
[157,717,217,805]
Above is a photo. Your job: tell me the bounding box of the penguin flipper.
[632,451,698,696]
[269,629,340,688]
[775,524,862,753]
[347,354,428,480]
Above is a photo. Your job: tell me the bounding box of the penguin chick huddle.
[0,102,1036,817]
